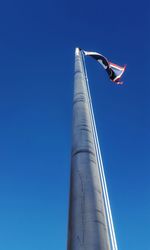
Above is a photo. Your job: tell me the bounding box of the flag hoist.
[67,48,122,250]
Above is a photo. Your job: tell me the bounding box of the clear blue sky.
[0,0,149,249]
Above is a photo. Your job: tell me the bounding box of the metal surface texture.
[67,48,110,250]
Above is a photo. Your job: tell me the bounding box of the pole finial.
[75,47,81,56]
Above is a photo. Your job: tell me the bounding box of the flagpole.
[81,50,118,250]
[67,48,111,250]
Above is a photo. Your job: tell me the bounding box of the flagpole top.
[75,47,81,56]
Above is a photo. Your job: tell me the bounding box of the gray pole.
[67,48,111,250]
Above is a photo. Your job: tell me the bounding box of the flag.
[83,50,126,85]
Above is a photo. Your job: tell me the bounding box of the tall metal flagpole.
[67,48,111,250]
[81,51,118,250]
